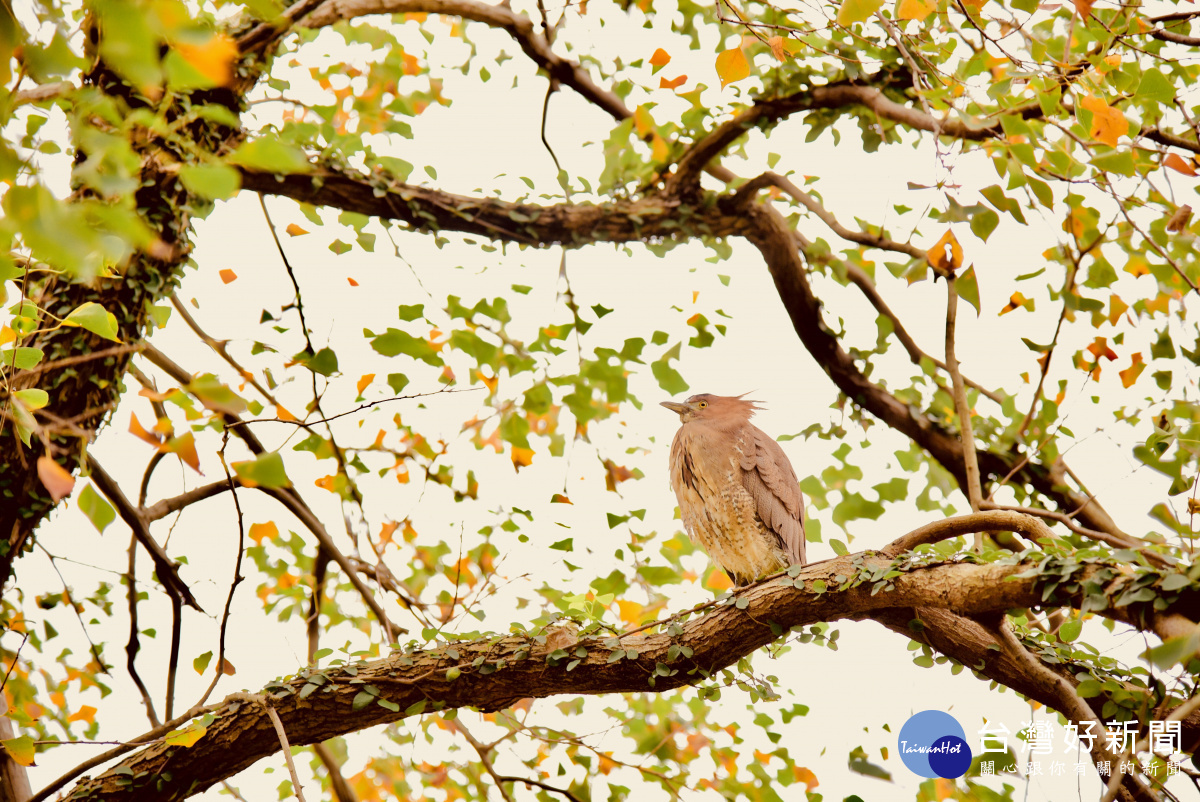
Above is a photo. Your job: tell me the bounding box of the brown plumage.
[661,394,806,586]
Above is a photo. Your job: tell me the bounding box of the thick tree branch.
[61,535,1200,801]
[303,0,630,121]
[736,193,1138,544]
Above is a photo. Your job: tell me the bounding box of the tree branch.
[61,537,1200,801]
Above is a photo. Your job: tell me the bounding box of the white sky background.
[7,0,1200,799]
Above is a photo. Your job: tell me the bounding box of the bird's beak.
[660,401,690,415]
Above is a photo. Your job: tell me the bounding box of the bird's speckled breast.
[669,426,789,585]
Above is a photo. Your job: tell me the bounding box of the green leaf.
[232,452,292,489]
[370,328,443,365]
[550,538,573,551]
[1,735,35,767]
[78,483,116,534]
[193,651,213,675]
[178,163,241,200]
[93,0,162,93]
[1090,150,1136,177]
[957,265,980,316]
[837,0,884,25]
[387,373,410,394]
[1057,618,1082,643]
[1137,69,1175,105]
[0,347,43,369]
[651,343,688,395]
[1143,631,1200,669]
[13,388,49,410]
[229,139,311,175]
[829,538,848,556]
[64,302,121,342]
[1160,573,1191,592]
[397,304,424,322]
[296,347,338,377]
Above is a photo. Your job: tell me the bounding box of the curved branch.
[61,533,1200,801]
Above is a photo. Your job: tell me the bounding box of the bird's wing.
[740,426,806,566]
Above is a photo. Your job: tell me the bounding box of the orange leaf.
[934,777,956,800]
[715,47,750,89]
[161,432,201,473]
[1071,0,1094,19]
[550,493,573,504]
[999,292,1029,316]
[603,458,635,492]
[897,0,935,20]
[511,446,534,471]
[248,521,279,545]
[649,48,670,67]
[176,34,238,86]
[378,520,399,547]
[37,457,75,502]
[926,229,963,274]
[704,567,733,592]
[285,223,309,236]
[67,705,97,725]
[1164,153,1197,177]
[767,36,787,62]
[793,767,818,790]
[659,74,687,90]
[1107,294,1128,325]
[275,404,296,422]
[1079,95,1127,147]
[1119,353,1145,388]
[129,412,164,446]
[218,269,237,284]
[1087,337,1117,361]
[218,658,236,676]
[347,277,359,286]
[357,373,376,395]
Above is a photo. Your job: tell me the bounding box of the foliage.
[1,0,1200,800]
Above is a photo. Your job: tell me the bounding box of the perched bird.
[661,394,806,586]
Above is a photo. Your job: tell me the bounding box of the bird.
[661,393,806,586]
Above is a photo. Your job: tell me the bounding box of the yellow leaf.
[165,724,207,748]
[1119,353,1145,388]
[999,292,1029,316]
[249,521,279,545]
[896,0,934,21]
[837,0,885,26]
[616,600,644,624]
[1124,255,1150,277]
[37,457,75,502]
[176,34,238,87]
[1079,95,1127,147]
[935,777,956,800]
[357,373,376,394]
[926,229,963,274]
[0,326,14,345]
[129,412,164,446]
[651,133,669,163]
[67,705,97,724]
[715,47,750,89]
[633,104,656,138]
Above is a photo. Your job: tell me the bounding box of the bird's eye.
[698,401,708,408]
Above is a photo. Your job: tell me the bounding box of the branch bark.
[58,534,1200,801]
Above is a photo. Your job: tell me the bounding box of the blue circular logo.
[898,711,973,779]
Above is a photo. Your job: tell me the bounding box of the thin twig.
[945,274,984,543]
[264,702,309,802]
